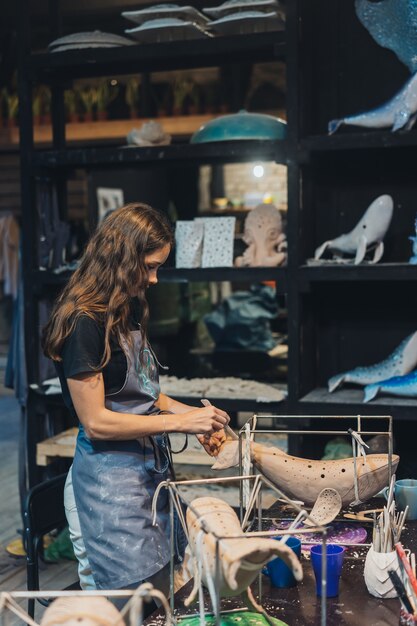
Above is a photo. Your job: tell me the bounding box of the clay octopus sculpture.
[185,496,302,622]
[235,203,287,267]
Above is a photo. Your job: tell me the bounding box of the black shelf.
[298,387,417,421]
[301,131,417,154]
[34,139,288,169]
[169,395,288,414]
[29,32,286,80]
[299,263,417,285]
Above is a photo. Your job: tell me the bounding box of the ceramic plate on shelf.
[208,11,285,35]
[204,0,284,19]
[122,4,209,27]
[48,31,135,51]
[125,18,213,43]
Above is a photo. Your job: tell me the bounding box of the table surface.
[146,499,417,626]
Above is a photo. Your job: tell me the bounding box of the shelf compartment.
[299,263,417,284]
[298,387,417,421]
[169,394,288,414]
[34,139,288,169]
[301,131,417,153]
[29,32,286,80]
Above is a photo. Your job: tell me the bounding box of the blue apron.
[71,330,172,590]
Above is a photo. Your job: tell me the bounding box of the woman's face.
[144,244,171,286]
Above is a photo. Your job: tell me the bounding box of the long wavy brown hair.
[42,203,173,368]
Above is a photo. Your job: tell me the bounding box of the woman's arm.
[67,372,229,440]
[156,392,198,414]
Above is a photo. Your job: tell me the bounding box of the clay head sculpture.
[235,203,287,267]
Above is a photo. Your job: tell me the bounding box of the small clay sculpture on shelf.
[235,203,287,267]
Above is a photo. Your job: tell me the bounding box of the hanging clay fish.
[328,72,417,134]
[185,496,302,613]
[212,441,399,508]
[364,369,417,402]
[328,331,417,393]
[314,195,393,265]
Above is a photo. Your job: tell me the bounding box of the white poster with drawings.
[96,187,124,223]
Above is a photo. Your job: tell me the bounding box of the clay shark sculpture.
[328,331,417,393]
[364,369,417,402]
[212,441,399,508]
[314,194,393,265]
[185,496,303,615]
[328,72,417,134]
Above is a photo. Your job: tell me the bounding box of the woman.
[43,203,230,593]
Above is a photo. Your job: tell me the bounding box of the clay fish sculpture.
[212,441,399,508]
[409,217,417,264]
[185,496,302,613]
[328,72,417,134]
[328,331,417,393]
[364,369,417,402]
[314,195,393,265]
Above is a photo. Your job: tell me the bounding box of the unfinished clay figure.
[185,496,302,614]
[212,441,399,507]
[40,596,124,626]
[235,203,287,267]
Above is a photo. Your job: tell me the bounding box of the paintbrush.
[395,542,417,600]
[388,569,415,615]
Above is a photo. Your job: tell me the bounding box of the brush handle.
[388,569,414,615]
[396,543,417,598]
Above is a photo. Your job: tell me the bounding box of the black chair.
[23,473,79,618]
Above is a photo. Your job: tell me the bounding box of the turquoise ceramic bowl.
[190,110,287,143]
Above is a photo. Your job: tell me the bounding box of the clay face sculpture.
[212,441,399,508]
[40,596,124,626]
[235,203,287,267]
[185,496,303,611]
[328,331,417,393]
[314,195,393,264]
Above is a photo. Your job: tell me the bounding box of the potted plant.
[96,80,119,121]
[203,82,218,114]
[186,81,200,115]
[65,89,81,123]
[79,86,98,122]
[2,89,19,128]
[125,77,140,119]
[172,78,193,117]
[32,87,42,126]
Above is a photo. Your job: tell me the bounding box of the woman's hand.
[197,430,227,457]
[177,405,230,435]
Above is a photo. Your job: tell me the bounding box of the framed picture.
[96,187,125,223]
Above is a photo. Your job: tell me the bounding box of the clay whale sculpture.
[328,72,417,134]
[328,331,417,393]
[212,441,399,507]
[364,369,417,403]
[185,496,303,613]
[314,194,393,265]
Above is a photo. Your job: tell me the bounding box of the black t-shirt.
[55,299,141,415]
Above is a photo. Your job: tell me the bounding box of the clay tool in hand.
[201,398,237,440]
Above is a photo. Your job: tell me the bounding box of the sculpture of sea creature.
[328,72,417,134]
[185,496,302,615]
[364,369,417,402]
[328,331,417,393]
[314,194,393,265]
[355,0,417,74]
[409,217,417,264]
[212,441,399,508]
[235,203,287,267]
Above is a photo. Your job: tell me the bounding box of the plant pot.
[97,111,107,121]
[42,114,51,126]
[83,112,94,122]
[69,113,80,123]
[33,115,42,126]
[363,546,401,598]
[188,104,199,115]
[157,108,168,118]
[129,108,138,119]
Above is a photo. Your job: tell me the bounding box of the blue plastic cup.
[266,536,302,588]
[310,544,345,597]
